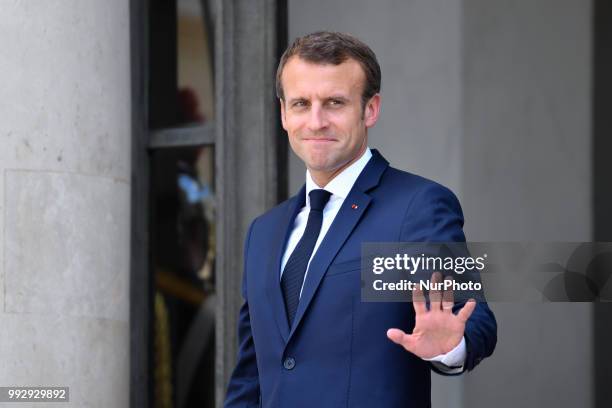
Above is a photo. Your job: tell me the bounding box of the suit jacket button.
[283,357,296,370]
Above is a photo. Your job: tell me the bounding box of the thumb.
[387,328,416,351]
[386,328,405,344]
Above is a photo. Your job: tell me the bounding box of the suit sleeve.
[224,219,261,407]
[399,183,497,376]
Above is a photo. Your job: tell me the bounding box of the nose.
[307,104,329,132]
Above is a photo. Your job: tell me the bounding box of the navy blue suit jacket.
[225,150,497,408]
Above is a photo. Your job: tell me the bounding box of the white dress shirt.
[280,147,466,373]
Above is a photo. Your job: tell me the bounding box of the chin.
[303,151,330,168]
[308,159,349,175]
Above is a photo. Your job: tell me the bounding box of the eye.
[328,99,344,107]
[292,100,308,108]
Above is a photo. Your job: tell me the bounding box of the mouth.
[302,138,337,143]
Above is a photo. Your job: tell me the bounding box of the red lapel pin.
[351,203,359,210]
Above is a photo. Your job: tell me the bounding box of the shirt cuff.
[422,336,466,372]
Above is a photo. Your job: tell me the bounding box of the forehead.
[281,57,365,97]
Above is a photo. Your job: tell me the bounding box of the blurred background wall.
[288,0,595,407]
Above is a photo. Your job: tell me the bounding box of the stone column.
[0,1,131,406]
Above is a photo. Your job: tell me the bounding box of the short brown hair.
[276,31,381,110]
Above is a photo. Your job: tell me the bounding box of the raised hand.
[386,272,476,359]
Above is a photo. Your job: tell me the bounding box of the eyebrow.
[326,95,349,102]
[287,95,350,104]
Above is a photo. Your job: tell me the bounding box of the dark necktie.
[281,189,332,326]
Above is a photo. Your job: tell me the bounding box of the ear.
[280,99,288,130]
[364,94,381,128]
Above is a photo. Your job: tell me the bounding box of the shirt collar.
[305,147,373,206]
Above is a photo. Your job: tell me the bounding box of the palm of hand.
[403,308,466,358]
[386,272,476,359]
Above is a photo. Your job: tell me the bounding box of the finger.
[412,281,426,315]
[442,276,454,313]
[387,328,416,352]
[429,272,443,311]
[457,299,477,323]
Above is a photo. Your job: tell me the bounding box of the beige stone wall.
[0,1,131,406]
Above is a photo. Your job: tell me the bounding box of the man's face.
[280,57,380,180]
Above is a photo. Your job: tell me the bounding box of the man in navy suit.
[224,31,497,408]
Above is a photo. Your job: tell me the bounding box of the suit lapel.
[266,185,305,343]
[288,149,389,341]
